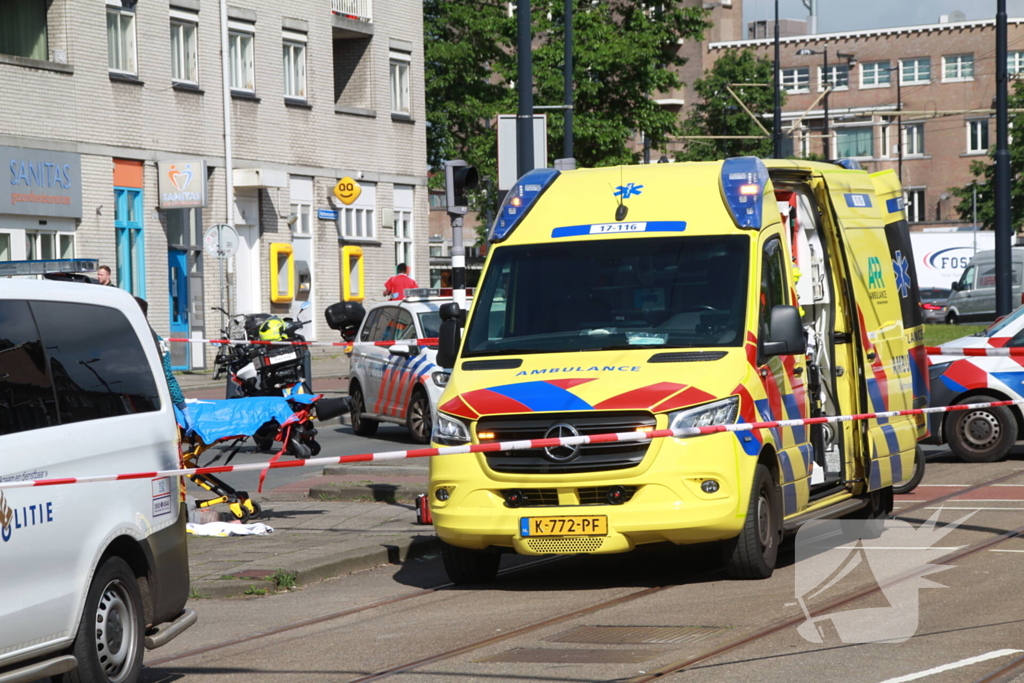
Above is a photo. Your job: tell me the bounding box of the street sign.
[333,177,362,205]
[203,223,239,259]
[497,114,547,191]
[318,208,339,220]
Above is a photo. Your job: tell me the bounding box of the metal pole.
[451,215,466,309]
[772,0,783,157]
[996,0,1012,317]
[896,74,903,181]
[643,135,651,164]
[973,183,979,256]
[220,0,234,322]
[822,48,830,160]
[563,0,573,159]
[517,0,535,178]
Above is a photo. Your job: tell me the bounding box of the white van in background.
[945,248,1024,324]
[0,271,194,683]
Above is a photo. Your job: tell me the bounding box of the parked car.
[0,271,194,683]
[346,289,468,443]
[920,287,951,324]
[927,303,1024,461]
[945,248,1024,324]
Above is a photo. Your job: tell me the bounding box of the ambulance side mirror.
[762,305,806,357]
[437,302,462,369]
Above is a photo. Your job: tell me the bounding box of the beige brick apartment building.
[0,0,427,369]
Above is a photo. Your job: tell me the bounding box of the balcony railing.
[332,0,372,23]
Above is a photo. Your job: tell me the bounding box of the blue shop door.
[168,250,190,370]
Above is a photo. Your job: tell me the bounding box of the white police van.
[0,260,193,683]
[347,289,465,443]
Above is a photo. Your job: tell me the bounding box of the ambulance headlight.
[669,397,739,431]
[434,413,471,445]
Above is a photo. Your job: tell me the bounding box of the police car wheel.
[349,384,379,436]
[441,542,500,585]
[407,389,431,444]
[67,556,144,683]
[722,464,781,580]
[947,397,1017,463]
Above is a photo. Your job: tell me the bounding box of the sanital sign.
[158,160,208,209]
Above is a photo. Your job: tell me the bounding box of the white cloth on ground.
[186,522,274,537]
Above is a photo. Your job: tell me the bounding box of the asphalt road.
[148,444,1024,683]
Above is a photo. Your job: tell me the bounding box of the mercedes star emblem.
[543,423,582,462]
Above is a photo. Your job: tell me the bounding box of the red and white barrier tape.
[1,398,1019,491]
[925,346,1024,357]
[166,337,438,348]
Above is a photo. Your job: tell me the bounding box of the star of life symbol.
[893,250,912,298]
[793,509,975,644]
[613,183,644,198]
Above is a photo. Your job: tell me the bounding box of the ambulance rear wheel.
[67,556,144,683]
[947,396,1017,463]
[722,464,781,580]
[349,384,379,436]
[441,543,500,585]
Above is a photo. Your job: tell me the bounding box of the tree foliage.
[950,80,1024,231]
[424,0,712,201]
[677,49,780,161]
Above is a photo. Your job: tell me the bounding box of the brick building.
[0,0,427,369]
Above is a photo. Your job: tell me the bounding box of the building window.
[0,233,10,261]
[943,53,974,82]
[107,6,137,75]
[836,127,873,158]
[900,57,930,85]
[114,188,145,296]
[290,202,311,236]
[229,24,255,92]
[967,119,990,154]
[818,64,849,92]
[394,210,412,269]
[861,61,891,88]
[903,123,924,156]
[170,12,198,84]
[342,207,374,239]
[282,31,307,100]
[0,0,48,61]
[390,51,411,114]
[781,67,810,94]
[1009,51,1024,75]
[429,245,444,258]
[905,189,925,223]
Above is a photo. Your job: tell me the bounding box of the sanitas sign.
[158,160,208,209]
[2,145,82,218]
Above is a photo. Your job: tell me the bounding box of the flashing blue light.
[487,168,560,243]
[720,157,770,230]
[833,158,863,170]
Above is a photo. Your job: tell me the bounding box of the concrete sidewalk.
[188,497,436,598]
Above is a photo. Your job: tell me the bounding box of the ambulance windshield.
[463,235,750,356]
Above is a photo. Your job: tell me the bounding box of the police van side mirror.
[437,303,462,369]
[950,281,961,292]
[762,305,806,357]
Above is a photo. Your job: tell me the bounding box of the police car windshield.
[463,235,750,356]
[983,304,1024,337]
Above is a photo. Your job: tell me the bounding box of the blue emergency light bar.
[720,157,770,230]
[0,258,99,278]
[488,168,560,243]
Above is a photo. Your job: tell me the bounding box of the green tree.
[677,49,780,161]
[950,80,1024,231]
[424,0,712,201]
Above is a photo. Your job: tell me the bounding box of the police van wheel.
[407,389,432,444]
[441,543,500,585]
[946,311,958,325]
[67,556,144,683]
[892,446,926,495]
[723,464,781,580]
[947,396,1018,463]
[349,384,379,437]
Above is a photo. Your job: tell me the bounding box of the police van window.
[463,235,750,356]
[758,238,789,338]
[0,301,60,435]
[360,309,382,342]
[29,301,161,424]
[374,308,401,342]
[959,265,975,291]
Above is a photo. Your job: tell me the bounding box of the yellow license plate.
[520,515,608,537]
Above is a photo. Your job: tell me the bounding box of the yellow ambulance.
[429,157,926,583]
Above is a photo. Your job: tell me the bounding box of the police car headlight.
[669,396,739,431]
[929,361,952,380]
[434,413,471,445]
[431,371,451,388]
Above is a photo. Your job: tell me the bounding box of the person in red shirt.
[383,263,418,300]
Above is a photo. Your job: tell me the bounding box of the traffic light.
[444,160,479,215]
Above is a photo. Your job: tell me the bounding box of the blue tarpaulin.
[175,397,306,444]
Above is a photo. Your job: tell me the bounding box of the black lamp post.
[796,46,856,160]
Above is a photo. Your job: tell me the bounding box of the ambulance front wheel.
[349,383,379,437]
[947,396,1018,463]
[441,542,500,585]
[722,464,782,580]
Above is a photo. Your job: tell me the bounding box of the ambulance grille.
[480,412,655,474]
[526,537,605,554]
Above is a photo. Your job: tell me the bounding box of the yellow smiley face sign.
[333,177,362,205]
